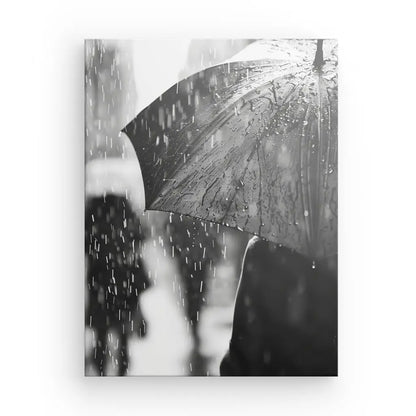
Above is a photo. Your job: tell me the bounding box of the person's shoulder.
[246,236,264,251]
[244,236,300,269]
[245,236,277,255]
[243,237,274,266]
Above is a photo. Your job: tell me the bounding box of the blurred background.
[84,39,253,376]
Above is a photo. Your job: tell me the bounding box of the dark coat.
[85,195,150,334]
[220,237,337,376]
[166,214,222,330]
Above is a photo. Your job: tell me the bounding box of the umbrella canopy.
[122,39,337,259]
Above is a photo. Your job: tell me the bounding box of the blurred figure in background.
[85,195,150,375]
[85,40,149,376]
[220,237,337,376]
[167,214,222,375]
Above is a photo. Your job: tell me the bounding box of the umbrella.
[122,39,337,259]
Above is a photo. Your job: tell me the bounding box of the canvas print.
[85,39,338,376]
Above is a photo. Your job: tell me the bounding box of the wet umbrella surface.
[123,39,337,259]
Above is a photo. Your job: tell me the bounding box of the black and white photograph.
[4,0,416,414]
[85,39,337,376]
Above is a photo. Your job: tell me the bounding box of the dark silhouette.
[221,237,337,376]
[167,214,221,375]
[85,195,150,376]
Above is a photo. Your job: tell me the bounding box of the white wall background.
[1,0,415,414]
